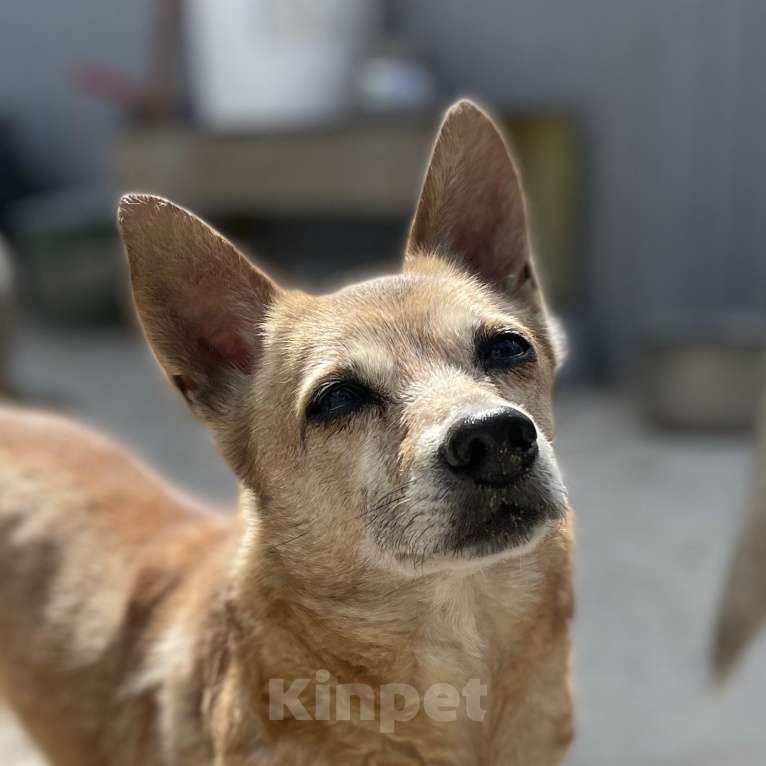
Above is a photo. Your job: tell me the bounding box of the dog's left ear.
[406,100,540,307]
[117,194,280,460]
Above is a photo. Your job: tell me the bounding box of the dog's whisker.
[268,528,313,550]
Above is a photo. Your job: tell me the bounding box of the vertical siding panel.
[729,0,766,309]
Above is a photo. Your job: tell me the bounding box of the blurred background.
[1,1,765,764]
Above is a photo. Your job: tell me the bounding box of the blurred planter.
[9,189,124,325]
[639,314,766,431]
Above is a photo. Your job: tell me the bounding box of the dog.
[712,390,766,681]
[0,101,574,765]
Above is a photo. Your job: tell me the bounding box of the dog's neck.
[229,490,568,693]
[190,492,573,763]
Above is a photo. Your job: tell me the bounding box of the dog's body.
[713,390,766,681]
[0,102,574,765]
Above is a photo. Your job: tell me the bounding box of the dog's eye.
[478,332,533,370]
[307,381,377,421]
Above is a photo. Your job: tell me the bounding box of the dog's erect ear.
[406,100,538,303]
[118,194,280,422]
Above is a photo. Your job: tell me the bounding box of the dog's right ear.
[118,194,280,425]
[406,100,539,308]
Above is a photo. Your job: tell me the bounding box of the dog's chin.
[390,517,558,576]
[436,493,566,563]
[445,502,549,556]
[387,494,566,574]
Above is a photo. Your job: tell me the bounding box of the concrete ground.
[2,323,765,765]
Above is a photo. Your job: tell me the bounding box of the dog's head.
[119,101,568,573]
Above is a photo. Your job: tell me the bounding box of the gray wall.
[0,0,153,184]
[402,0,766,372]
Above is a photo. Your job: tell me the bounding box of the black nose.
[440,408,538,486]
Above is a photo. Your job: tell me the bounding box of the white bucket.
[186,0,381,130]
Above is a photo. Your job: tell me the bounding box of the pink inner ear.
[183,288,255,375]
[200,327,253,374]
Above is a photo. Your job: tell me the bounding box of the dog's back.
[0,406,230,765]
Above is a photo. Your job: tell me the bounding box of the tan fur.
[0,101,574,764]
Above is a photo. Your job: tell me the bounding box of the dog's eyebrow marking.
[473,319,533,347]
[473,316,528,337]
[295,345,397,421]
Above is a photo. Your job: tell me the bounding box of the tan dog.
[713,391,766,681]
[0,101,574,765]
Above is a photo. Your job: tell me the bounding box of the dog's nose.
[440,408,538,486]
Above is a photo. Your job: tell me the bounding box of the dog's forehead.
[272,271,526,384]
[319,272,498,344]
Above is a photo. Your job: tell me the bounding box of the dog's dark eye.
[307,381,377,421]
[478,332,533,370]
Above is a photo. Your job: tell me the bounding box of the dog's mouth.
[372,455,568,565]
[445,497,560,558]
